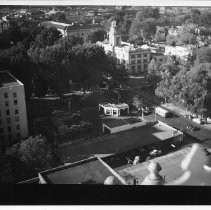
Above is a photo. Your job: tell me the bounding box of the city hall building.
[97,21,151,75]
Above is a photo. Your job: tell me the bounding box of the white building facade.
[0,71,28,152]
[97,21,151,75]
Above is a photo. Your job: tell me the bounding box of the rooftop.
[0,70,22,88]
[56,121,182,163]
[103,117,143,128]
[40,21,103,31]
[117,146,192,184]
[39,157,117,184]
[100,103,128,109]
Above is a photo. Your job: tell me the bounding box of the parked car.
[187,124,199,131]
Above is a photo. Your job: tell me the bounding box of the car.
[187,125,200,131]
[184,115,193,119]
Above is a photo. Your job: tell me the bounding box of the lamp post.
[141,107,144,120]
[54,132,57,146]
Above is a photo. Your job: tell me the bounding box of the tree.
[146,59,162,89]
[129,18,157,41]
[167,23,198,46]
[65,43,108,94]
[135,7,159,20]
[88,29,107,43]
[19,135,54,170]
[6,135,55,179]
[32,27,62,48]
[57,34,84,50]
[132,95,143,110]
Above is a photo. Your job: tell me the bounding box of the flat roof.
[0,71,22,87]
[56,122,180,163]
[40,157,114,184]
[100,103,128,109]
[103,118,128,128]
[103,117,143,128]
[117,146,191,184]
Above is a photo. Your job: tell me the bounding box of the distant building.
[97,21,151,75]
[164,45,195,61]
[102,117,144,134]
[151,52,167,65]
[40,21,103,41]
[154,26,167,43]
[159,6,166,15]
[0,16,10,34]
[168,26,181,37]
[0,71,28,152]
[99,103,129,117]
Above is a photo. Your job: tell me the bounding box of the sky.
[1,0,211,6]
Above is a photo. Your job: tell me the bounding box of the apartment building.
[97,21,151,75]
[0,71,28,152]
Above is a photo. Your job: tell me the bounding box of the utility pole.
[174,111,176,126]
[68,98,71,113]
[141,107,144,120]
[54,132,57,146]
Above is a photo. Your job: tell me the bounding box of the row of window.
[130,53,148,59]
[0,109,19,118]
[4,100,18,107]
[131,59,148,64]
[0,124,20,133]
[131,64,148,72]
[0,116,20,125]
[0,131,21,142]
[154,57,164,62]
[4,92,17,99]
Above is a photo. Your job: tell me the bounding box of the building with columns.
[97,21,151,75]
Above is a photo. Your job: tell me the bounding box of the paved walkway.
[162,103,211,130]
[162,103,194,117]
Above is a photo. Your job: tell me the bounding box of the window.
[131,60,135,64]
[143,59,148,63]
[6,110,10,116]
[131,65,136,72]
[130,54,135,59]
[159,58,163,62]
[137,59,142,63]
[106,109,111,115]
[15,109,19,115]
[5,101,9,107]
[15,116,19,122]
[6,118,10,124]
[13,92,17,98]
[137,54,142,58]
[138,65,142,70]
[14,100,18,105]
[16,124,20,130]
[4,93,8,98]
[8,135,12,141]
[113,110,117,115]
[144,53,148,57]
[8,126,11,132]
